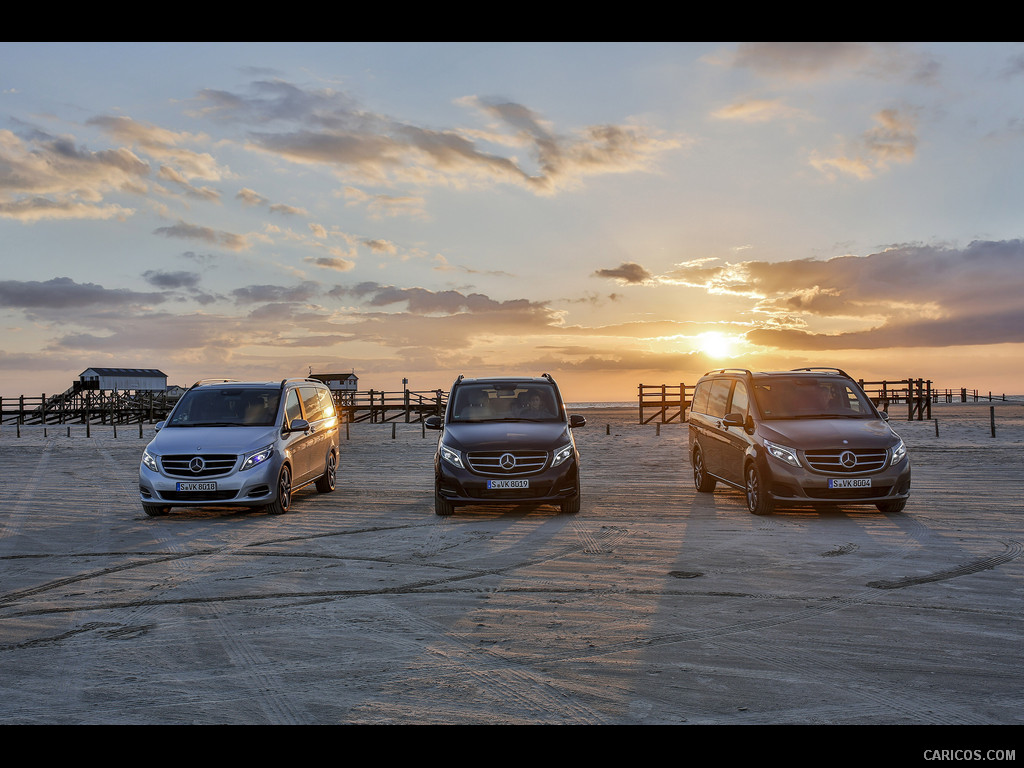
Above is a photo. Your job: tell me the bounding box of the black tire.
[876,499,907,514]
[315,451,337,493]
[142,503,170,517]
[692,445,717,492]
[434,492,454,516]
[560,494,581,514]
[745,462,774,516]
[266,465,292,515]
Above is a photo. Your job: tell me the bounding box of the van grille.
[803,449,889,474]
[161,454,238,477]
[466,450,548,476]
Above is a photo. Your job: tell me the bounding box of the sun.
[696,331,734,359]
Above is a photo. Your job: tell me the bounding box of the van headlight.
[890,439,907,466]
[142,449,160,472]
[241,445,274,471]
[764,439,801,468]
[439,443,465,469]
[551,443,574,468]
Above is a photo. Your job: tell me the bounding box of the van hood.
[148,425,280,455]
[758,418,898,450]
[442,421,571,451]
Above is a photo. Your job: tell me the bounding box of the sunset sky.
[3,42,1024,402]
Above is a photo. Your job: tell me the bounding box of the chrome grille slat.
[803,449,888,474]
[467,450,548,476]
[161,454,239,477]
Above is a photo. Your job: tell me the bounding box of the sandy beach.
[0,400,1022,731]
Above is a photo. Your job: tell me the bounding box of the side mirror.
[286,418,310,433]
[154,421,164,432]
[569,414,586,428]
[424,416,443,430]
[722,413,745,428]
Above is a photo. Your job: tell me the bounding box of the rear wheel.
[266,465,292,514]
[692,445,717,492]
[315,451,337,493]
[745,462,774,516]
[142,504,170,517]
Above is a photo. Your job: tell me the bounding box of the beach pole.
[991,406,996,438]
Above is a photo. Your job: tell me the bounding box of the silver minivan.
[139,378,340,516]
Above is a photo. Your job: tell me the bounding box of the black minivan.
[425,374,585,516]
[688,368,911,515]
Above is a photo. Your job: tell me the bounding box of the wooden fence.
[640,377,1002,424]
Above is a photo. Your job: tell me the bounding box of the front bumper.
[763,456,912,506]
[435,458,580,505]
[139,459,281,507]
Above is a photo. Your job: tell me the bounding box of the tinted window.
[168,388,281,427]
[754,377,874,420]
[300,386,324,421]
[285,389,303,425]
[451,383,560,422]
[706,379,732,419]
[730,380,749,417]
[691,381,711,414]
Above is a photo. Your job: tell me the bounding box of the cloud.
[0,128,148,221]
[232,281,320,304]
[0,277,165,310]
[592,262,654,284]
[153,219,249,250]
[711,98,811,123]
[192,80,680,196]
[666,240,1024,351]
[810,109,919,180]
[142,270,202,290]
[730,42,876,81]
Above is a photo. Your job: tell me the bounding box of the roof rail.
[790,367,853,378]
[703,368,753,377]
[189,378,239,389]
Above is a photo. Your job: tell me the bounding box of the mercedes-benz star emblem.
[840,451,857,469]
[499,453,516,470]
[190,457,206,473]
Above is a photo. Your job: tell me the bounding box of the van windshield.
[753,377,875,420]
[450,383,561,422]
[167,388,281,427]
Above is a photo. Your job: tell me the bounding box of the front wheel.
[142,503,170,517]
[876,499,907,514]
[560,494,580,514]
[745,462,774,516]
[434,492,454,516]
[315,451,337,493]
[266,465,292,515]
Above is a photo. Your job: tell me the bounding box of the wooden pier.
[0,387,448,427]
[638,383,693,425]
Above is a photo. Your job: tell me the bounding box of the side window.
[285,388,303,425]
[729,380,749,417]
[299,387,324,421]
[707,379,732,419]
[317,388,336,419]
[691,381,712,414]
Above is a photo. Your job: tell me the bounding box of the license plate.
[487,479,529,489]
[176,481,217,492]
[828,478,871,489]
